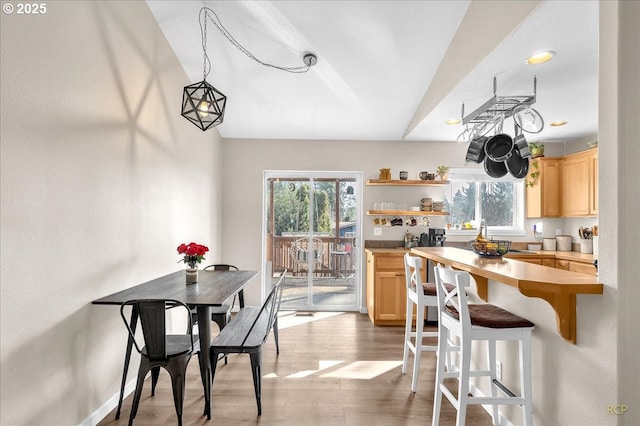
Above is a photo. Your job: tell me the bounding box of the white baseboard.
[79,379,136,426]
[468,382,516,426]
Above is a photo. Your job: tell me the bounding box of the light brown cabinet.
[526,157,561,218]
[562,151,591,216]
[561,148,598,217]
[569,261,597,275]
[507,256,555,268]
[590,150,598,215]
[525,148,597,218]
[507,254,594,276]
[554,258,596,275]
[365,249,426,325]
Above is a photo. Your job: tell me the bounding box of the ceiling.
[147,1,598,143]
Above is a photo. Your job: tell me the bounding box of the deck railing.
[267,235,354,276]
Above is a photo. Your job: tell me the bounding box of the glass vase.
[185,267,198,284]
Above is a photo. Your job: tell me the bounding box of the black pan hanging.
[483,156,508,178]
[505,146,530,178]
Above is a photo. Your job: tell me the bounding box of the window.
[444,168,525,236]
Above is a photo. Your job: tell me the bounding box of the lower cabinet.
[554,258,596,275]
[519,258,556,267]
[509,255,594,276]
[569,261,597,275]
[366,250,426,326]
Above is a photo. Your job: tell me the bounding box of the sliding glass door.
[263,171,361,311]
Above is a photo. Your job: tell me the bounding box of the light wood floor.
[98,312,492,426]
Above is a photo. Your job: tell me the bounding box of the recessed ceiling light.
[446,119,461,125]
[550,120,568,127]
[526,51,556,65]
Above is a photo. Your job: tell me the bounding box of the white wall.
[610,2,640,425]
[0,2,223,424]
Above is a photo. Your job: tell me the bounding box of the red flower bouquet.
[177,242,209,268]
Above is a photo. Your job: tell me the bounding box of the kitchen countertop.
[366,247,596,264]
[365,247,412,254]
[410,247,603,344]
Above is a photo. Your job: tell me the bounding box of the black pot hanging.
[485,133,515,162]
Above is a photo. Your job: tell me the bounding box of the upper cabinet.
[526,148,597,218]
[562,148,598,217]
[526,157,561,218]
[590,150,598,215]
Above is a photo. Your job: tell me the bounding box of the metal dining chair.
[202,264,241,330]
[120,299,202,426]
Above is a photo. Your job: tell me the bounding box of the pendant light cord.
[199,6,314,79]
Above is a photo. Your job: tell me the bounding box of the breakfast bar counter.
[411,247,603,344]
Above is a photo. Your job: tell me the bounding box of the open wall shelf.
[366,179,449,186]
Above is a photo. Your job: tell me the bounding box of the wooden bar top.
[410,247,603,344]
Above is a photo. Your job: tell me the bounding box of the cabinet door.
[569,261,597,276]
[526,158,561,218]
[366,252,376,324]
[556,259,570,270]
[562,153,590,216]
[375,272,405,321]
[590,150,598,215]
[542,258,556,268]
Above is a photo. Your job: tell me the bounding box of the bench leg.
[249,350,263,416]
[273,318,280,354]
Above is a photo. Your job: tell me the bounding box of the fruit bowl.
[470,240,511,257]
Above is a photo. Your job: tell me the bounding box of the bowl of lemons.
[470,240,511,257]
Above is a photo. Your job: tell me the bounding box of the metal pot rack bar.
[462,76,537,126]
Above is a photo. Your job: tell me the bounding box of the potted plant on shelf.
[436,165,449,181]
[529,142,544,158]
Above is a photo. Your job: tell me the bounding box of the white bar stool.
[401,253,439,392]
[432,265,535,426]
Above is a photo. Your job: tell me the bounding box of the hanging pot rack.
[462,76,537,127]
[460,76,542,180]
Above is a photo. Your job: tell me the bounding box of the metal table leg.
[116,305,138,420]
[196,306,212,419]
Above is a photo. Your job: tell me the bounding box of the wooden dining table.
[92,269,259,420]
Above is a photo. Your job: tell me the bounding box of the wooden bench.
[208,273,286,416]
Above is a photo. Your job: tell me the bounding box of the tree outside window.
[446,175,522,233]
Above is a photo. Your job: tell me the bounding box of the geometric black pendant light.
[181,7,316,131]
[181,80,227,131]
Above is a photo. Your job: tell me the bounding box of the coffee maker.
[428,228,446,246]
[418,228,446,247]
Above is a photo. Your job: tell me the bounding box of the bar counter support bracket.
[518,288,577,344]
